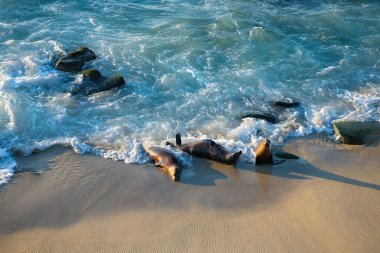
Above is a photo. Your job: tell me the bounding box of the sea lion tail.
[176,133,182,146]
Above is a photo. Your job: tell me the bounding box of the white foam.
[338,87,380,122]
[249,26,271,42]
[0,148,16,185]
[4,40,14,46]
[317,65,339,76]
[101,139,151,164]
[89,18,96,26]
[310,106,337,133]
[71,138,97,155]
[0,22,11,28]
[1,54,61,92]
[48,40,65,55]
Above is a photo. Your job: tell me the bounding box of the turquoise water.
[1,0,379,184]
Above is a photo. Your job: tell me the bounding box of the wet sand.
[0,135,379,253]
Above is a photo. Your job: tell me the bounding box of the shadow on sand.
[180,159,228,186]
[248,159,380,191]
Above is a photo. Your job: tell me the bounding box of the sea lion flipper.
[176,133,182,146]
[228,150,242,164]
[165,141,176,148]
[234,150,242,160]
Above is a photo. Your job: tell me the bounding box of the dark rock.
[66,47,96,61]
[81,69,102,80]
[274,151,299,159]
[333,121,380,145]
[71,69,126,96]
[55,58,85,72]
[273,101,300,108]
[242,112,279,124]
[55,47,96,72]
[104,75,125,90]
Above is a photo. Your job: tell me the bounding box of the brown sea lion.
[144,146,182,181]
[255,139,285,165]
[255,139,273,164]
[166,133,242,165]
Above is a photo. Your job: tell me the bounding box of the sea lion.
[144,146,182,181]
[255,139,285,165]
[255,139,273,165]
[166,133,242,165]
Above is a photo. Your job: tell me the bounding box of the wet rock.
[242,112,279,124]
[333,121,380,145]
[71,69,125,96]
[81,69,102,80]
[55,47,96,72]
[273,101,300,108]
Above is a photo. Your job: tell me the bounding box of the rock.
[274,151,299,159]
[55,47,96,72]
[242,112,279,124]
[55,58,85,72]
[273,101,300,108]
[71,69,126,96]
[81,69,102,80]
[104,75,125,90]
[333,121,380,145]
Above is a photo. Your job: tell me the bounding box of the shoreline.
[0,134,379,252]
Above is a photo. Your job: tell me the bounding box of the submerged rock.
[55,47,96,72]
[71,69,125,96]
[333,121,380,145]
[242,112,279,124]
[273,100,300,108]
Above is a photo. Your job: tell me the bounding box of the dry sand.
[0,135,379,253]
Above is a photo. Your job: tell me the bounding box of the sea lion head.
[264,139,271,147]
[166,165,182,181]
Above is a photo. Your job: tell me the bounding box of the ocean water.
[1,0,379,184]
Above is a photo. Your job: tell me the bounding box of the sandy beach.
[0,135,379,253]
